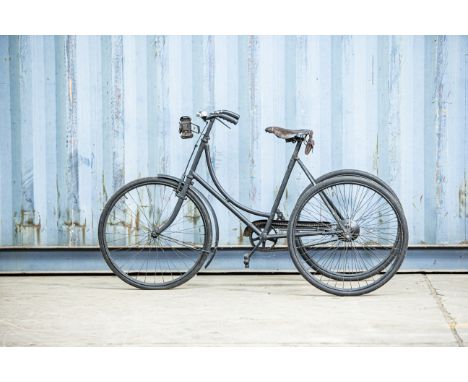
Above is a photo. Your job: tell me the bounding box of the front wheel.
[98,177,213,289]
[288,176,408,296]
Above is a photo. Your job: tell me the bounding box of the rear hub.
[338,219,360,241]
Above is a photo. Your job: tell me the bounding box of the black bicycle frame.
[156,118,345,241]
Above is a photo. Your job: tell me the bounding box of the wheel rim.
[101,181,209,288]
[292,179,404,293]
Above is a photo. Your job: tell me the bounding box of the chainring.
[248,223,278,250]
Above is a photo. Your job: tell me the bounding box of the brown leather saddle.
[265,127,315,155]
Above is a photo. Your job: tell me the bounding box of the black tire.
[288,176,409,296]
[98,177,212,290]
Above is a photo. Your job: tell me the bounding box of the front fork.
[154,177,190,235]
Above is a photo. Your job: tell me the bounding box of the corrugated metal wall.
[0,35,467,247]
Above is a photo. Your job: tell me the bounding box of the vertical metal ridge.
[248,35,260,206]
[0,37,13,244]
[284,35,296,215]
[65,36,80,245]
[434,36,449,243]
[423,36,437,243]
[387,36,402,194]
[110,36,125,194]
[331,36,343,171]
[464,36,468,241]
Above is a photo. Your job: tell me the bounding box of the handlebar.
[216,113,238,125]
[197,110,240,125]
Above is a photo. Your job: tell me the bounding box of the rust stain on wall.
[185,203,201,226]
[102,174,108,202]
[68,78,73,103]
[459,179,467,218]
[15,209,41,244]
[238,221,245,245]
[63,209,86,245]
[372,137,379,174]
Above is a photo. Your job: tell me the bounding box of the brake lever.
[215,117,231,129]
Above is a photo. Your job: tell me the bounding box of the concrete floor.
[0,274,467,346]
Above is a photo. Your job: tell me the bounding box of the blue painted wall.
[0,36,467,246]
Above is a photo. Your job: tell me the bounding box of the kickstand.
[243,241,261,269]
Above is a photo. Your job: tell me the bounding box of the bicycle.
[98,110,408,296]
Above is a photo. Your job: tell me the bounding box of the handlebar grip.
[218,114,238,125]
[218,110,240,120]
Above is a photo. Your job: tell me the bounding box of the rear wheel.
[288,176,408,296]
[312,169,404,276]
[98,177,212,289]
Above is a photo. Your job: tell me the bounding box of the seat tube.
[263,141,302,233]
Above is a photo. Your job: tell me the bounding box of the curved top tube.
[203,144,271,218]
